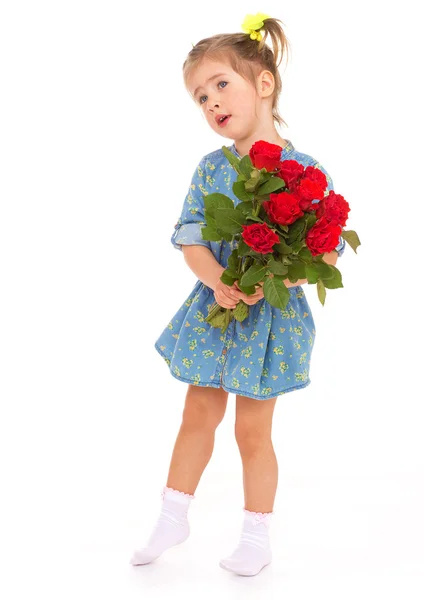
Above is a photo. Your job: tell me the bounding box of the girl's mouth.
[217,115,231,127]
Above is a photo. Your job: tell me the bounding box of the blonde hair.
[183,17,291,129]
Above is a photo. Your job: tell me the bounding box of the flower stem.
[207,301,223,319]
[252,196,261,218]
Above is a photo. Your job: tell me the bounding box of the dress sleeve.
[171,157,212,252]
[316,162,346,258]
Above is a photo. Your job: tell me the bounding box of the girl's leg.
[131,384,229,565]
[235,394,278,513]
[166,383,229,494]
[219,394,278,576]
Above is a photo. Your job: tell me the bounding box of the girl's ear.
[257,70,275,98]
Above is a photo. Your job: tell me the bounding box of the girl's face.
[187,58,264,140]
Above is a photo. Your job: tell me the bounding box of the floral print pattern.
[154,140,345,401]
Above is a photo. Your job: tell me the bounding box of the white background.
[1,0,423,597]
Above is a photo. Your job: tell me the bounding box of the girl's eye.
[199,81,228,105]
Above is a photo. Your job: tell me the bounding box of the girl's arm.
[321,251,339,267]
[181,245,225,291]
[182,247,339,291]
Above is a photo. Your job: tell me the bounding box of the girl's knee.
[234,423,272,451]
[234,395,277,447]
[182,385,229,430]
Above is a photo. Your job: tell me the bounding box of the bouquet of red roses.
[201,140,360,333]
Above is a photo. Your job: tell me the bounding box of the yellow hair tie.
[241,12,271,42]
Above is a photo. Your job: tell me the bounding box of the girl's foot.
[219,509,273,576]
[130,486,195,565]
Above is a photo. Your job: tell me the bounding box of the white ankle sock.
[130,486,195,565]
[219,509,274,576]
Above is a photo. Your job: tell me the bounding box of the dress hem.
[154,342,311,401]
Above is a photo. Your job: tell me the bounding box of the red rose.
[306,217,342,256]
[263,191,304,225]
[241,222,280,254]
[295,177,325,212]
[249,140,282,171]
[315,190,350,227]
[303,165,328,191]
[275,159,304,188]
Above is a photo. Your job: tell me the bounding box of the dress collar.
[229,139,295,159]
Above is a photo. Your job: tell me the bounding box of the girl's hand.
[240,285,264,306]
[233,273,276,306]
[214,278,244,309]
[233,280,265,306]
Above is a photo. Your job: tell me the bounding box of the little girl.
[130,13,345,577]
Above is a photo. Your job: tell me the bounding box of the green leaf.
[219,230,234,242]
[205,309,225,327]
[268,256,288,276]
[233,301,249,322]
[239,155,254,178]
[224,308,233,331]
[204,193,234,212]
[287,217,306,244]
[220,269,238,285]
[341,229,361,253]
[273,240,292,254]
[237,239,252,257]
[286,261,306,282]
[321,265,343,289]
[317,279,326,305]
[240,264,269,287]
[245,215,264,224]
[201,226,223,241]
[236,283,257,295]
[257,176,286,195]
[233,181,254,202]
[263,275,291,309]
[204,208,216,227]
[236,201,254,216]
[222,146,241,174]
[290,240,304,254]
[227,248,240,272]
[215,208,245,233]
[258,171,274,182]
[298,246,312,261]
[304,212,317,229]
[314,260,334,280]
[245,178,260,193]
[305,263,320,284]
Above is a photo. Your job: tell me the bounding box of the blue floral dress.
[154,139,345,401]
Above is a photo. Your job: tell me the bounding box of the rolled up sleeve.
[171,158,212,252]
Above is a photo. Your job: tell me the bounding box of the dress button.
[222,348,227,354]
